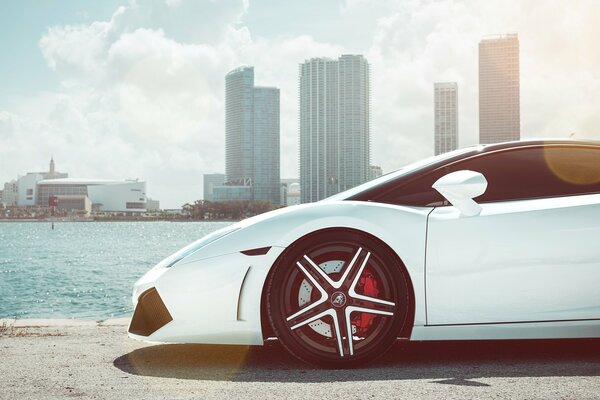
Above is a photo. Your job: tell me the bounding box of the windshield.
[323,146,478,201]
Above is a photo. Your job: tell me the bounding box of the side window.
[447,145,600,203]
[374,167,448,206]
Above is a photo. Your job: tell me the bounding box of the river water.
[0,221,232,320]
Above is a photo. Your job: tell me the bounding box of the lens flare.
[544,146,600,185]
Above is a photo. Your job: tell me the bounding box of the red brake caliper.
[352,270,379,336]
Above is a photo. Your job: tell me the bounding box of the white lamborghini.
[128,140,600,367]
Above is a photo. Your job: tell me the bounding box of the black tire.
[266,228,410,368]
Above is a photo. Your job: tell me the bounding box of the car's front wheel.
[266,229,410,368]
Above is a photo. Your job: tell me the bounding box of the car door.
[426,144,600,325]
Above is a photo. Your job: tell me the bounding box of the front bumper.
[128,287,173,337]
[127,247,286,345]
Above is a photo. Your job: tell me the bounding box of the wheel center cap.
[330,291,347,308]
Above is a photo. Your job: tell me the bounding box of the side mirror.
[432,170,488,217]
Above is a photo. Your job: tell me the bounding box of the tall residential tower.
[434,82,458,155]
[218,66,281,205]
[299,55,370,203]
[479,33,520,144]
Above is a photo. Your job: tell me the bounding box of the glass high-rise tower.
[434,82,458,155]
[222,66,280,205]
[479,34,520,144]
[299,55,370,203]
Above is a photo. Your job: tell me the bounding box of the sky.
[1,0,599,208]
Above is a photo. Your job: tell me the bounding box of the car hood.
[175,200,428,266]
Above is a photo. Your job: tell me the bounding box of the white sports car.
[129,140,600,367]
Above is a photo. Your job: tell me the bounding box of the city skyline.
[1,1,599,207]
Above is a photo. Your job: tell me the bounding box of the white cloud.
[4,1,346,206]
[365,0,600,173]
[28,2,248,207]
[1,0,599,207]
[2,1,251,207]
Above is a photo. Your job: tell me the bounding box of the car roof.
[478,138,600,152]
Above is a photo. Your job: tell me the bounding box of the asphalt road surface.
[1,320,600,399]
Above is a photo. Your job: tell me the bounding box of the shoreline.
[1,317,130,327]
[0,219,240,223]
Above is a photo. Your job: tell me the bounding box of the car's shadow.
[113,338,600,384]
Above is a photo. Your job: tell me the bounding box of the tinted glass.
[372,167,448,206]
[447,145,600,203]
[370,145,600,206]
[327,146,476,202]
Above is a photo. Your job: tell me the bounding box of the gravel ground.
[1,319,600,400]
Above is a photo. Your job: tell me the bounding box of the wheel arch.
[260,226,416,341]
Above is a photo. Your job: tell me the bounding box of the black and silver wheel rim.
[276,240,401,360]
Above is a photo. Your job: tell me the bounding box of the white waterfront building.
[16,157,69,207]
[37,178,147,212]
[17,173,44,207]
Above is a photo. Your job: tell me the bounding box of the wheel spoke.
[286,261,328,322]
[347,250,370,293]
[342,251,373,292]
[286,300,330,329]
[345,305,395,355]
[336,307,354,356]
[351,296,396,314]
[301,255,336,290]
[289,307,333,330]
[345,305,394,318]
[303,247,367,290]
[347,251,396,309]
[331,310,344,357]
[289,308,345,357]
[351,291,395,308]
[335,247,364,289]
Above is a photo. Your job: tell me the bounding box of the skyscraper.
[479,33,520,144]
[299,55,370,203]
[219,66,280,205]
[252,86,280,204]
[434,82,458,155]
